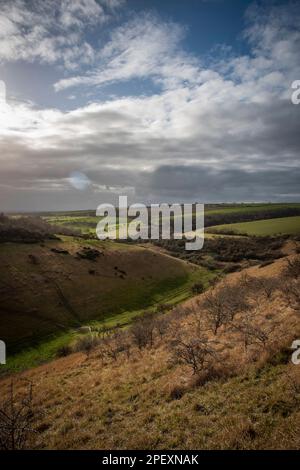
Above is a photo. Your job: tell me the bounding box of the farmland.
[1,205,300,450]
[34,203,300,236]
[207,215,300,236]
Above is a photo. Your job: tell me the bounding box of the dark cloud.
[137,165,300,203]
[0,2,300,211]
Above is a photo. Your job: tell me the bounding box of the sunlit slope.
[207,216,300,236]
[0,237,210,351]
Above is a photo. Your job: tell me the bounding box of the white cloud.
[54,14,201,91]
[0,2,300,209]
[0,0,124,68]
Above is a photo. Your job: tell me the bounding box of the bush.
[191,282,205,294]
[0,214,80,243]
[168,385,185,401]
[74,335,99,358]
[56,345,73,357]
[0,380,36,450]
[283,256,300,279]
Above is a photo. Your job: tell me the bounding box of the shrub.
[191,282,205,294]
[75,335,98,358]
[168,385,185,401]
[0,380,36,450]
[283,256,300,279]
[0,214,80,243]
[56,344,73,357]
[281,277,300,311]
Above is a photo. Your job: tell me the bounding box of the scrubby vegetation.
[204,205,300,228]
[0,214,80,243]
[1,207,300,450]
[1,250,299,450]
[0,380,36,450]
[155,235,285,271]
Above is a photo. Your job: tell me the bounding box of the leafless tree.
[131,313,156,350]
[255,277,279,300]
[154,316,169,340]
[281,278,300,311]
[230,306,281,354]
[170,335,217,375]
[202,281,249,335]
[0,380,35,450]
[230,311,269,352]
[113,330,132,359]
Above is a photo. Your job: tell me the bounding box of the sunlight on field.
[208,216,300,236]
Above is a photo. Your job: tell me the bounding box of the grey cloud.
[137,165,300,203]
[0,2,300,211]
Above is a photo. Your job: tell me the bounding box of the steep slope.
[1,252,299,450]
[0,237,211,352]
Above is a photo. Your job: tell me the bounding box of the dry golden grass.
[1,249,300,450]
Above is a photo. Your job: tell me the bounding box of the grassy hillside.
[0,236,213,355]
[207,216,300,236]
[1,252,299,450]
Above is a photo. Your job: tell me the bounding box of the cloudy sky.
[0,0,299,211]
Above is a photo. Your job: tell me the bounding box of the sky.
[0,0,299,211]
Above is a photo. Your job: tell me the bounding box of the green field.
[207,215,300,236]
[39,203,300,235]
[204,202,300,215]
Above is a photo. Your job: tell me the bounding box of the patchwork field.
[207,216,300,236]
[33,203,300,235]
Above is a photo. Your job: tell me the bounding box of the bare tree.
[202,281,249,335]
[281,278,300,311]
[170,335,217,375]
[230,305,281,355]
[113,330,132,359]
[255,277,279,300]
[154,315,169,340]
[230,311,268,352]
[0,380,35,450]
[131,313,156,350]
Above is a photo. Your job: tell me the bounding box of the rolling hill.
[0,236,213,356]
